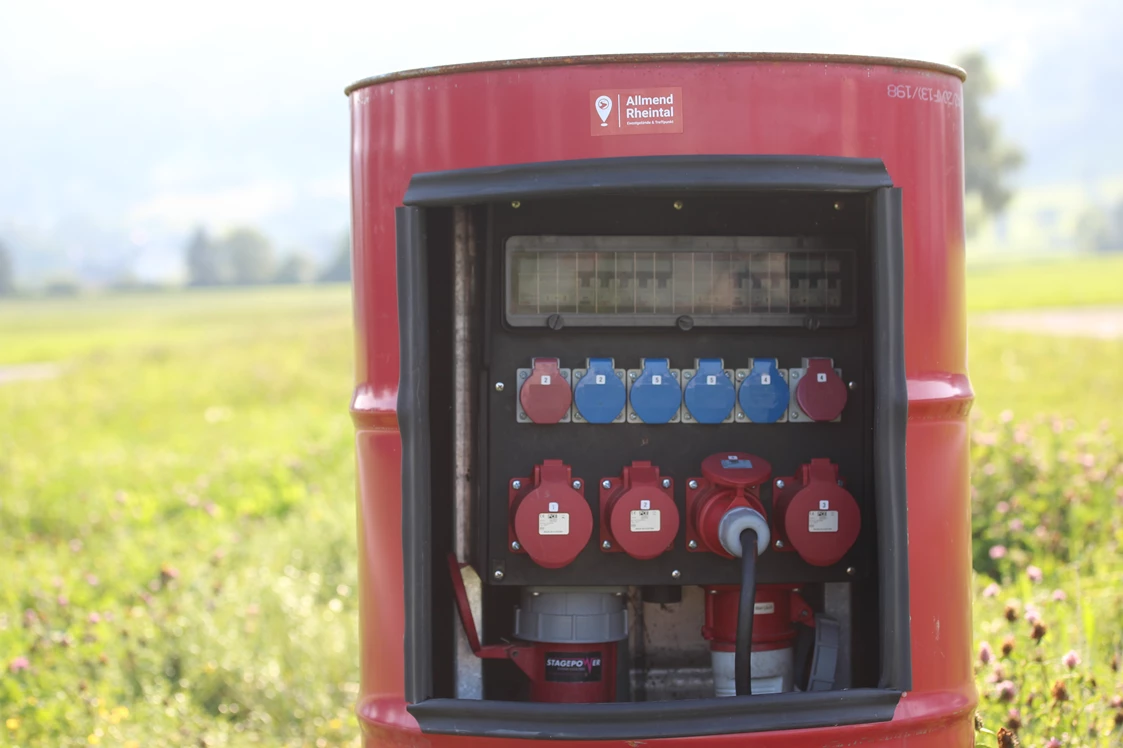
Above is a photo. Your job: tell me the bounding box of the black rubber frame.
[393,155,909,738]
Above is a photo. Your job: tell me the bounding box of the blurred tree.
[0,239,13,295]
[222,228,276,285]
[957,51,1025,235]
[274,252,317,284]
[185,227,227,286]
[318,232,351,283]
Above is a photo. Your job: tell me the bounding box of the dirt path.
[972,306,1123,340]
[0,362,62,385]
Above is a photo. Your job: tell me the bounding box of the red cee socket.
[686,452,772,557]
[795,358,848,422]
[520,357,573,424]
[773,459,861,567]
[509,460,593,569]
[702,584,815,653]
[600,461,679,560]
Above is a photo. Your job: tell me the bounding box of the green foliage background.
[1,256,1121,747]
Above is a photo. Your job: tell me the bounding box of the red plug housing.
[519,357,573,424]
[509,460,593,569]
[772,458,861,567]
[599,461,679,560]
[686,452,772,558]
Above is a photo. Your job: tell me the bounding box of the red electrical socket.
[794,358,848,422]
[599,461,679,560]
[509,460,593,569]
[519,358,573,424]
[686,452,772,558]
[771,458,860,567]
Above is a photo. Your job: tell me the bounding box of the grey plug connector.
[717,507,771,558]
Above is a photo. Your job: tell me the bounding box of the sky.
[1,0,1120,280]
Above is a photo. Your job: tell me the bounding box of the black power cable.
[734,527,759,697]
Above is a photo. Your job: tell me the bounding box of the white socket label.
[753,602,775,615]
[595,374,606,384]
[548,502,559,512]
[817,372,827,383]
[539,512,570,535]
[630,509,661,533]
[809,510,839,533]
[540,375,551,385]
[761,374,771,385]
[819,500,830,510]
[706,375,717,385]
[651,374,662,385]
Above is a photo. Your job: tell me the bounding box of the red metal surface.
[795,358,849,422]
[350,53,974,746]
[686,453,771,557]
[773,459,862,567]
[509,461,593,569]
[600,461,679,560]
[703,585,815,654]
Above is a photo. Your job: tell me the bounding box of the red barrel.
[349,53,973,747]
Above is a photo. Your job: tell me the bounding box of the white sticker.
[819,500,830,510]
[548,501,559,512]
[541,375,552,385]
[595,374,606,384]
[651,374,662,385]
[761,374,771,385]
[750,675,785,695]
[630,509,661,533]
[816,372,827,383]
[706,375,717,385]
[753,602,775,615]
[640,499,651,510]
[539,512,570,535]
[809,510,839,533]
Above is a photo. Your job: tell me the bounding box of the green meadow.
[1,253,1121,747]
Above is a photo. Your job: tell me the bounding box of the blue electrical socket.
[737,358,790,423]
[572,358,626,424]
[627,358,682,424]
[683,358,735,424]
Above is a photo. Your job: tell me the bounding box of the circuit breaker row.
[507,454,860,571]
[513,357,849,425]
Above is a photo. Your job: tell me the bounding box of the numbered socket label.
[788,358,846,423]
[627,358,682,424]
[572,358,627,424]
[682,358,736,424]
[735,358,789,423]
[517,359,572,424]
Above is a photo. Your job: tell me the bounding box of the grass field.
[1,267,1122,747]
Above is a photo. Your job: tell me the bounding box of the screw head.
[683,371,693,378]
[837,479,845,487]
[775,479,785,489]
[791,411,799,419]
[493,569,505,580]
[683,413,692,421]
[628,413,638,421]
[737,412,746,420]
[510,541,521,551]
[519,371,528,379]
[688,540,698,550]
[629,371,638,379]
[833,200,843,211]
[774,540,785,549]
[602,479,612,489]
[673,200,684,210]
[511,200,521,209]
[572,480,582,489]
[602,540,612,550]
[495,382,505,392]
[846,566,856,576]
[688,479,699,490]
[511,480,522,490]
[661,478,671,489]
[736,371,746,380]
[848,380,857,391]
[671,569,681,579]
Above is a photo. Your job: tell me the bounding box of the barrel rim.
[344,52,966,95]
